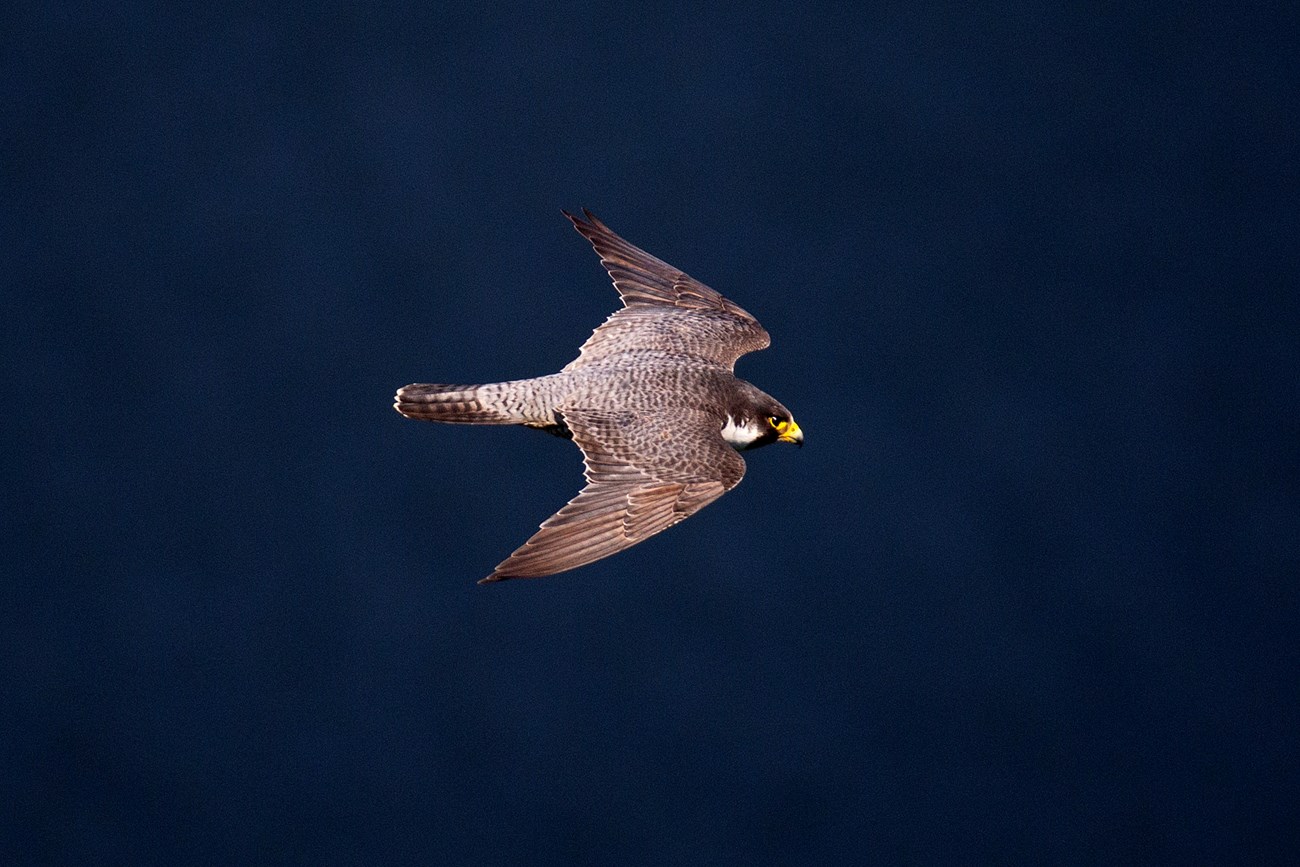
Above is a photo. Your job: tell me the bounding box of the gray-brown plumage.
[395,210,803,583]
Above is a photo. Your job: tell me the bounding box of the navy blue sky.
[5,2,1297,863]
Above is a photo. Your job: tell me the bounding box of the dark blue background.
[5,2,1297,863]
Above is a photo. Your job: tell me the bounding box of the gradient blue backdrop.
[5,2,1297,863]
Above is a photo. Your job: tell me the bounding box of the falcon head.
[720,395,803,451]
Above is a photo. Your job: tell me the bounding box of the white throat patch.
[721,414,763,450]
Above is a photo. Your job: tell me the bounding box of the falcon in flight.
[395,210,803,583]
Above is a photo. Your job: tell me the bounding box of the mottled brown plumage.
[395,210,802,583]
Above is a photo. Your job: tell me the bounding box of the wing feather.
[561,210,771,371]
[480,408,746,582]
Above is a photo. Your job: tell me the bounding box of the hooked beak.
[777,419,804,447]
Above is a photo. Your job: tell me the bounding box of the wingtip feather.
[563,207,607,233]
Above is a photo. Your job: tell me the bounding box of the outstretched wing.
[561,210,771,372]
[481,407,747,582]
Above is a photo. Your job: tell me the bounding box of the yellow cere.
[770,417,803,443]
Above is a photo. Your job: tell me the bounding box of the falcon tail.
[394,383,521,424]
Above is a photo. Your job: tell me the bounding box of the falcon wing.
[561,210,771,372]
[480,407,747,582]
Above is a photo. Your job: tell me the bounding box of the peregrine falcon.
[395,210,803,583]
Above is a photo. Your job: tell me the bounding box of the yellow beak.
[777,419,804,446]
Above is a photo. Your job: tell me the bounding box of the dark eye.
[767,415,783,429]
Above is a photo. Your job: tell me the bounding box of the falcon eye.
[767,415,785,431]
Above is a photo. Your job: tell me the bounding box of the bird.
[394,210,802,583]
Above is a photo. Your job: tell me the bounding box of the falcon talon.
[394,210,803,582]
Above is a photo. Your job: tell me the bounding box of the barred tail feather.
[394,383,519,424]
